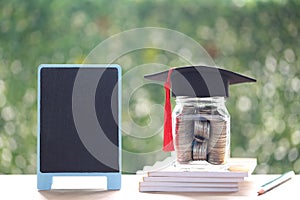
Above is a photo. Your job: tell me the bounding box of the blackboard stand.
[37,172,121,190]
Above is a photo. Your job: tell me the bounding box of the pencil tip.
[257,189,264,196]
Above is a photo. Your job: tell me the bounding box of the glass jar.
[172,96,230,165]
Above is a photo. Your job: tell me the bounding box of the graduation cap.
[144,65,256,151]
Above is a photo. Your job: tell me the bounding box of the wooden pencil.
[257,171,295,196]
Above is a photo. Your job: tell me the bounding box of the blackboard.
[39,66,120,173]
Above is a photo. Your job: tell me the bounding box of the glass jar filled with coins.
[172,96,230,165]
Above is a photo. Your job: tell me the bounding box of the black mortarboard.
[144,65,256,152]
[144,65,256,98]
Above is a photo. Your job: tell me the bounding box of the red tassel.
[163,68,174,151]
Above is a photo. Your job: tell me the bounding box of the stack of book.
[139,158,257,192]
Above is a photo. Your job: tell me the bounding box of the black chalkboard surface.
[37,64,121,190]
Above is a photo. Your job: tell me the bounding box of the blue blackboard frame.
[37,64,122,190]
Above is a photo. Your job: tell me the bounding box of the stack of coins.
[192,119,210,161]
[194,120,210,140]
[192,139,208,160]
[207,117,228,165]
[174,105,195,163]
[174,104,229,165]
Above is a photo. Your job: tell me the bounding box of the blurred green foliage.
[0,0,300,174]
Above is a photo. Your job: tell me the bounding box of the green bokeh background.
[0,0,300,174]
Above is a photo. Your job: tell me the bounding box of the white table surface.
[0,174,298,199]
